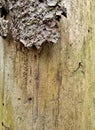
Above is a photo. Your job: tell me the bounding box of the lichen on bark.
[0,0,66,49]
[0,17,8,37]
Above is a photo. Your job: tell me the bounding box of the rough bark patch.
[0,0,67,49]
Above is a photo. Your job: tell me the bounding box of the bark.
[0,0,95,130]
[0,0,66,48]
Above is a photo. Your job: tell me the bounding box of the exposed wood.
[0,0,95,130]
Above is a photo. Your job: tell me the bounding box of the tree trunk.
[0,0,95,130]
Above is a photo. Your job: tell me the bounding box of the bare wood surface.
[0,0,95,130]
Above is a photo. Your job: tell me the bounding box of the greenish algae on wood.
[0,0,95,130]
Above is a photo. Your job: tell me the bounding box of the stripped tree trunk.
[0,0,95,130]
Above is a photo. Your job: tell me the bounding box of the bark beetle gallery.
[0,0,67,49]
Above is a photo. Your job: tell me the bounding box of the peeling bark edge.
[0,0,67,49]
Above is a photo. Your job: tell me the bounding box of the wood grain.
[0,0,95,129]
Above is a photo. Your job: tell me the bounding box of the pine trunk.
[0,0,95,130]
